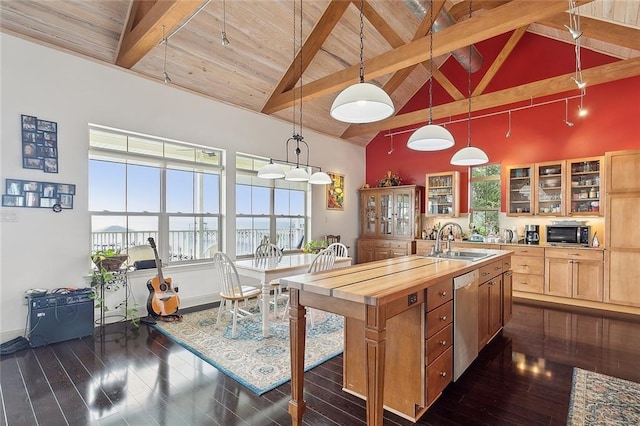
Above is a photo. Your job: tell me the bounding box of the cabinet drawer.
[426,347,453,404]
[545,248,604,261]
[426,301,453,338]
[503,257,512,271]
[389,241,408,249]
[510,246,545,257]
[479,260,504,282]
[358,240,375,250]
[512,273,544,293]
[426,278,452,311]
[374,240,391,248]
[416,241,437,255]
[426,324,452,365]
[511,256,545,275]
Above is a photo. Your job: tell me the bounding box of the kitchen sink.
[423,250,495,262]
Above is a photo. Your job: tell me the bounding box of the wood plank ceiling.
[1,0,639,147]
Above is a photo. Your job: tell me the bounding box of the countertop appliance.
[546,224,591,246]
[453,269,479,381]
[525,225,540,245]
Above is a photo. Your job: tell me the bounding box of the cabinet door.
[379,192,393,236]
[478,282,490,349]
[535,161,565,215]
[425,172,459,217]
[394,189,414,238]
[502,271,513,325]
[567,157,603,216]
[488,276,503,339]
[545,257,572,297]
[506,165,533,215]
[573,260,603,302]
[362,193,378,237]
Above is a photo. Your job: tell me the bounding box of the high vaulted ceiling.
[2,0,639,147]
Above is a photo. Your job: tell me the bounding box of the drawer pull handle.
[482,272,490,276]
[495,266,502,270]
[439,340,447,346]
[440,315,447,321]
[439,291,447,297]
[439,371,447,377]
[488,281,494,286]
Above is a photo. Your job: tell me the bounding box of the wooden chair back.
[308,248,337,273]
[326,242,348,258]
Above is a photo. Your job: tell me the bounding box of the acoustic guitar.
[146,237,180,318]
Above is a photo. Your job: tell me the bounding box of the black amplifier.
[28,288,95,347]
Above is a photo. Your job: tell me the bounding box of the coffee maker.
[525,225,540,245]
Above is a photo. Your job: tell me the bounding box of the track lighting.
[578,95,588,117]
[564,25,582,40]
[572,77,586,90]
[564,98,574,127]
[505,111,512,138]
[162,25,171,84]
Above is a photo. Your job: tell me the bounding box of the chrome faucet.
[435,222,464,255]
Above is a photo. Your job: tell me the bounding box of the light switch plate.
[1,211,18,222]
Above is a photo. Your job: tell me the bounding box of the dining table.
[234,253,352,337]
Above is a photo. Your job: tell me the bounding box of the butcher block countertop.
[281,249,513,426]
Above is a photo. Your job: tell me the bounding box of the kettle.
[503,229,514,243]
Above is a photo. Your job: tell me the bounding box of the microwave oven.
[546,225,591,246]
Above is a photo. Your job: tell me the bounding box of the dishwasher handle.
[453,269,479,290]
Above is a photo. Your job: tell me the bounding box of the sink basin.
[424,250,494,262]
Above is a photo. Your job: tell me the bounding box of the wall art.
[2,178,75,209]
[21,114,58,173]
[326,172,344,210]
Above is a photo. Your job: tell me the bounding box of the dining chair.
[213,252,262,338]
[325,234,341,245]
[254,243,285,317]
[326,242,348,258]
[282,248,337,324]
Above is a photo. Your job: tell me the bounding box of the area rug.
[151,305,344,395]
[567,368,640,425]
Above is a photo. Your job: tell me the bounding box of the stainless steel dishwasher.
[453,269,479,381]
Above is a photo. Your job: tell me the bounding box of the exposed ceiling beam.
[263,0,593,114]
[539,13,640,51]
[341,56,640,138]
[261,0,350,113]
[116,0,203,69]
[473,25,528,96]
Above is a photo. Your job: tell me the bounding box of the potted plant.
[302,239,326,254]
[90,249,139,327]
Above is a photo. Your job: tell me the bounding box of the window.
[236,154,307,257]
[470,164,501,235]
[89,125,222,264]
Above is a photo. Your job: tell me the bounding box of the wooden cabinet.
[478,260,504,349]
[545,248,604,302]
[358,185,422,264]
[535,161,565,216]
[502,245,545,294]
[343,277,452,421]
[425,171,460,217]
[506,164,533,215]
[503,266,513,325]
[567,156,604,216]
[605,149,640,307]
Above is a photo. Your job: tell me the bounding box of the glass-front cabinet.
[425,171,460,217]
[535,161,565,216]
[359,185,422,239]
[506,165,534,215]
[566,156,603,216]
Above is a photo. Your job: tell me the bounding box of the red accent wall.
[365,33,640,212]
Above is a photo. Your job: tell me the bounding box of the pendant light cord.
[466,1,472,147]
[428,0,434,124]
[292,0,296,137]
[358,0,365,83]
[299,0,303,138]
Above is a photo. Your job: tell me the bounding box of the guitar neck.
[152,246,165,284]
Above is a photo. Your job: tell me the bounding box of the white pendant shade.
[257,162,285,179]
[309,171,332,185]
[407,124,455,151]
[450,146,489,166]
[330,82,394,123]
[285,167,310,182]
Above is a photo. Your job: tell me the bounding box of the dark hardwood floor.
[2,300,640,425]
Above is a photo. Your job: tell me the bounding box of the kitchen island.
[280,249,512,426]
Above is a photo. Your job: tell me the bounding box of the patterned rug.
[568,368,640,425]
[152,304,344,395]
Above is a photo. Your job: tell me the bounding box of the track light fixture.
[564,98,574,127]
[505,110,512,138]
[567,0,586,90]
[407,0,455,151]
[578,94,588,117]
[162,25,171,83]
[221,0,230,46]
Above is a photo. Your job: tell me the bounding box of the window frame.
[469,163,502,236]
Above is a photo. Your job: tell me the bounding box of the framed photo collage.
[2,179,75,209]
[21,114,59,173]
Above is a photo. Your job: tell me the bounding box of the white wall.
[0,33,364,339]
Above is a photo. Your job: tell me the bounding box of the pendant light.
[330,0,394,123]
[407,0,455,151]
[256,0,330,185]
[450,1,488,166]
